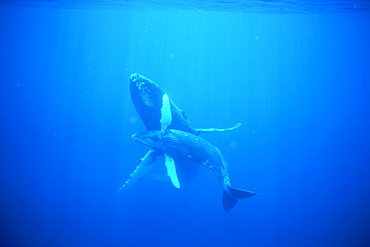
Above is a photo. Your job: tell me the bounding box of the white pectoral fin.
[164,153,180,189]
[160,94,172,132]
[118,150,159,193]
[159,94,179,188]
[196,123,242,134]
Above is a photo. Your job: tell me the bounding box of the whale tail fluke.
[222,187,259,212]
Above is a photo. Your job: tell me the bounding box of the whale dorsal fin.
[160,94,172,132]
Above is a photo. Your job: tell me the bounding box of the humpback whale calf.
[132,94,259,212]
[129,73,241,134]
[119,74,241,192]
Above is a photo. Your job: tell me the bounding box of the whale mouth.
[131,132,147,145]
[131,132,140,142]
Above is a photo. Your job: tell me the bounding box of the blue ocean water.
[1,1,370,246]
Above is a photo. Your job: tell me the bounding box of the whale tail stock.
[222,187,259,212]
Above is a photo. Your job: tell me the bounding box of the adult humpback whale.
[119,74,241,192]
[132,94,259,212]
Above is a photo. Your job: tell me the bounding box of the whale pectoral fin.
[118,149,160,193]
[164,153,180,189]
[196,123,242,135]
[160,94,172,132]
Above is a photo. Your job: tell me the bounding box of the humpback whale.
[132,94,259,212]
[129,73,196,133]
[129,73,241,134]
[119,74,241,192]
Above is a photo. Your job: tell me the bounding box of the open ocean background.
[1,1,370,246]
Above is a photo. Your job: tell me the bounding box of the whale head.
[131,131,164,149]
